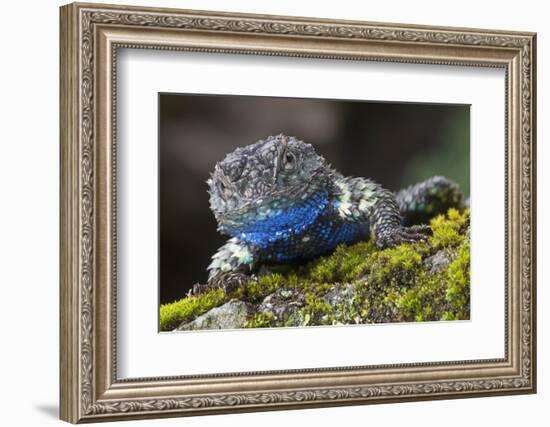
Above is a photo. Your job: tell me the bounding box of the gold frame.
[60,2,537,423]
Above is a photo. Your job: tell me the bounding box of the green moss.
[393,271,448,322]
[309,241,377,283]
[246,311,276,328]
[300,293,336,325]
[367,243,425,282]
[161,209,471,330]
[159,288,227,331]
[445,241,471,319]
[235,273,285,302]
[431,208,469,249]
[361,211,470,323]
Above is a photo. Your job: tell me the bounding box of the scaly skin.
[190,134,464,295]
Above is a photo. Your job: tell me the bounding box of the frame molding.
[60,2,536,423]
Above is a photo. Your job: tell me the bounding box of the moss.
[393,271,448,322]
[159,288,227,331]
[161,209,470,330]
[308,241,377,283]
[299,293,336,325]
[235,273,285,302]
[445,241,471,319]
[246,311,276,328]
[431,208,469,249]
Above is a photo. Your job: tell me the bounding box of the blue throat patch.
[227,192,329,247]
[227,192,369,263]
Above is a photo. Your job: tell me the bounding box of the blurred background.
[159,93,469,304]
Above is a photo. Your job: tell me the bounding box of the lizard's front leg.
[370,186,432,248]
[189,238,258,295]
[335,177,431,249]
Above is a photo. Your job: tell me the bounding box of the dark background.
[159,93,470,304]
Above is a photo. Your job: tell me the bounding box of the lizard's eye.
[283,151,296,171]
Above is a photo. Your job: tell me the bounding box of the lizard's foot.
[375,224,432,249]
[188,272,254,296]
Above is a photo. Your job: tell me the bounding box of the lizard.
[190,134,464,295]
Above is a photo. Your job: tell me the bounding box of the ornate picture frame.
[60,2,536,423]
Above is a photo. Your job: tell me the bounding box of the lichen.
[160,209,471,331]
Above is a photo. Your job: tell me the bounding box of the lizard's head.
[208,134,332,235]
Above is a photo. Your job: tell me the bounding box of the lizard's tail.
[395,176,465,226]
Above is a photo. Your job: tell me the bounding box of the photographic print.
[60,4,536,421]
[159,94,470,331]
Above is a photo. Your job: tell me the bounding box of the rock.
[323,283,361,325]
[323,283,355,308]
[177,300,253,331]
[258,288,305,324]
[423,250,452,274]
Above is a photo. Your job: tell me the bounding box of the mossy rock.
[160,209,470,331]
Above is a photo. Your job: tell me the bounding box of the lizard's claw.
[188,272,253,296]
[375,224,432,249]
[187,282,210,296]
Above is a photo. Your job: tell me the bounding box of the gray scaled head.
[207,134,332,232]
